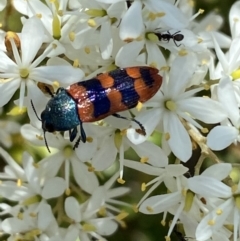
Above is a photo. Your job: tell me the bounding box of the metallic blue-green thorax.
[41,88,80,132]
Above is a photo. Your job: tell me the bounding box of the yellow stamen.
[117,178,125,184]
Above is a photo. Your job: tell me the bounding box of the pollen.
[117,178,126,184]
[208,219,215,226]
[146,206,154,213]
[141,183,146,191]
[132,204,138,213]
[178,49,188,56]
[86,136,93,143]
[65,188,71,196]
[199,9,205,14]
[36,134,43,140]
[148,12,156,21]
[216,209,223,215]
[17,179,22,187]
[165,100,177,111]
[7,106,27,116]
[53,81,60,89]
[116,211,129,221]
[201,128,209,133]
[88,165,95,172]
[165,236,171,241]
[231,69,240,80]
[36,13,42,18]
[87,19,97,27]
[69,31,75,41]
[84,47,91,54]
[136,101,143,111]
[165,132,170,141]
[161,220,166,226]
[140,157,149,163]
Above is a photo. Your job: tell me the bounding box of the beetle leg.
[112,113,146,136]
[69,127,78,142]
[79,122,86,143]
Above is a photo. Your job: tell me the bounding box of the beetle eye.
[42,121,55,132]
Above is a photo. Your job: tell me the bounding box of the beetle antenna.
[31,100,41,121]
[31,100,51,153]
[43,131,51,153]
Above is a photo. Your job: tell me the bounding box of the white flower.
[21,124,99,194]
[187,164,237,241]
[64,172,129,240]
[0,17,84,109]
[127,54,227,162]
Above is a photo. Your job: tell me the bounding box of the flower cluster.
[0,0,240,241]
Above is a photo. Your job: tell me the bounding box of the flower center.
[145,32,158,42]
[165,100,177,111]
[19,68,29,78]
[63,145,73,158]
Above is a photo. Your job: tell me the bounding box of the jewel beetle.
[155,30,184,47]
[33,66,163,152]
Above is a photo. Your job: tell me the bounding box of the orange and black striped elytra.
[155,30,184,47]
[32,66,163,152]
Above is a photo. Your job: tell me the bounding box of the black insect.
[155,30,184,47]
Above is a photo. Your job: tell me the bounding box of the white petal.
[41,177,66,199]
[188,176,232,198]
[31,65,84,87]
[38,204,56,231]
[164,113,192,162]
[115,40,144,67]
[90,219,118,235]
[21,18,44,65]
[196,199,233,241]
[71,157,99,193]
[132,141,168,167]
[145,42,166,68]
[167,54,197,97]
[65,196,81,222]
[146,0,188,29]
[100,20,113,59]
[139,192,181,214]
[179,97,227,123]
[201,163,232,180]
[1,218,28,233]
[91,136,117,171]
[0,79,20,107]
[119,1,144,40]
[0,0,6,11]
[207,125,238,150]
[127,108,162,144]
[229,1,240,38]
[218,76,239,125]
[124,159,164,176]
